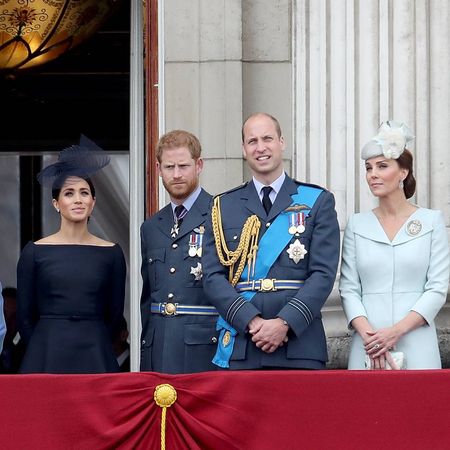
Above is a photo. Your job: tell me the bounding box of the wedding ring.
[374,344,380,350]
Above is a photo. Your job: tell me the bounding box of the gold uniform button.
[172,243,178,249]
[164,303,177,315]
[170,267,176,273]
[167,293,174,299]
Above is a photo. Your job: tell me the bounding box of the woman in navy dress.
[17,137,126,374]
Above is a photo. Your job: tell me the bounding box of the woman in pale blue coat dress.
[339,121,449,370]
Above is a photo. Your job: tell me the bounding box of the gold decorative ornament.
[154,384,177,408]
[222,330,231,347]
[211,195,261,286]
[260,278,276,292]
[154,384,177,450]
[164,302,177,315]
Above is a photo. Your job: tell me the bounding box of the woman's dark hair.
[51,175,96,200]
[396,149,416,199]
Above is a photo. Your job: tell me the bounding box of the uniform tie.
[261,186,273,215]
[174,204,187,225]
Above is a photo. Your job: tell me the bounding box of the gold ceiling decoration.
[0,0,120,71]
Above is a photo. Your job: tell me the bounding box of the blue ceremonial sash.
[213,184,323,368]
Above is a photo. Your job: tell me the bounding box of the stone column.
[163,0,244,195]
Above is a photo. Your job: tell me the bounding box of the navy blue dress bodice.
[17,242,126,374]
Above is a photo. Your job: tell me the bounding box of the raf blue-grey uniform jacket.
[140,188,218,373]
[202,175,340,369]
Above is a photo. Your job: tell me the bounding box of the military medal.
[190,262,203,280]
[288,213,297,234]
[296,212,306,234]
[288,212,306,235]
[188,234,199,257]
[287,239,308,264]
[196,233,203,257]
[406,219,422,236]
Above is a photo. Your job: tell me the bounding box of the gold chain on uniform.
[212,195,261,286]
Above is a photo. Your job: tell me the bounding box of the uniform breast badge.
[406,219,422,236]
[287,239,308,264]
[190,262,203,280]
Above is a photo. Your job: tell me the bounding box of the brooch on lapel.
[406,219,422,236]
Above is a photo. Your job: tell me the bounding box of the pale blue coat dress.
[339,207,449,369]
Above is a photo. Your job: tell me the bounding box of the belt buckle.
[163,302,178,315]
[259,278,276,292]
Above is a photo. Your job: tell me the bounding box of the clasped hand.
[364,327,401,370]
[248,316,289,353]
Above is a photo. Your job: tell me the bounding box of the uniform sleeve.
[277,190,341,337]
[17,242,39,345]
[139,223,153,327]
[411,210,450,323]
[106,245,126,336]
[202,208,261,333]
[338,214,368,326]
[0,282,5,352]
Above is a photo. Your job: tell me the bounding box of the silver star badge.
[287,239,307,264]
[190,262,203,280]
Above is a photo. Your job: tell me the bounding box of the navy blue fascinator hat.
[37,135,110,188]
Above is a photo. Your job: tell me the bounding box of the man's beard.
[163,179,198,200]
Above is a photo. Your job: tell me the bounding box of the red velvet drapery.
[1,370,449,449]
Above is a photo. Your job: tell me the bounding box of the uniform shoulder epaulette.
[213,181,249,199]
[294,180,328,192]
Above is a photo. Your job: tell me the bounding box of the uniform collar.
[171,185,201,213]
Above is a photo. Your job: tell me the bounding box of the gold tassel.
[154,384,177,450]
